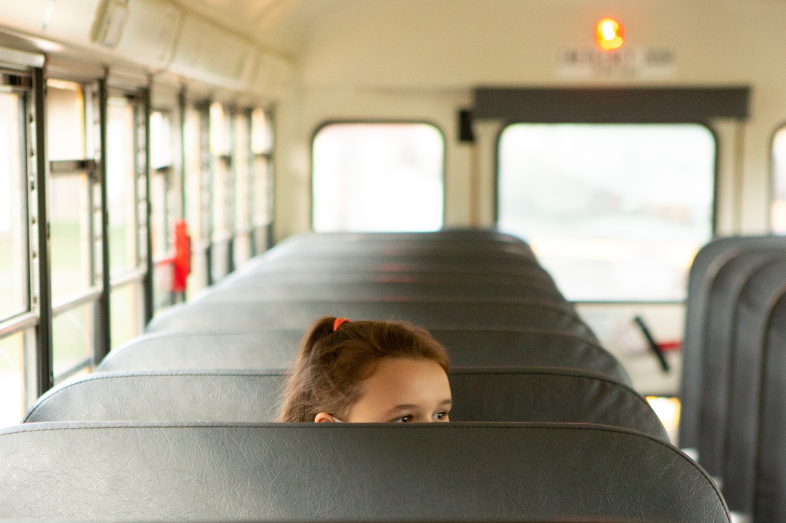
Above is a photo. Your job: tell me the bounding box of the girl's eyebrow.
[389,404,418,412]
[389,398,452,413]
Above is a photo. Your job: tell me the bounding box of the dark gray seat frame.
[0,422,729,522]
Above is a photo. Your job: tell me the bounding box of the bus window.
[183,105,206,297]
[150,110,175,310]
[110,281,141,349]
[312,123,444,232]
[210,102,231,281]
[233,110,251,266]
[52,303,93,379]
[47,80,98,377]
[47,80,90,303]
[251,108,273,251]
[0,89,26,428]
[106,95,143,348]
[771,127,786,233]
[0,91,26,321]
[150,110,172,258]
[0,332,24,427]
[107,96,138,274]
[498,124,715,302]
[647,396,682,445]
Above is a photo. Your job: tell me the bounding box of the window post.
[94,76,111,362]
[30,67,53,395]
[141,86,154,324]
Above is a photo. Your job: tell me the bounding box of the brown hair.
[279,317,450,422]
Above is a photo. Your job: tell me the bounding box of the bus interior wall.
[1,0,786,435]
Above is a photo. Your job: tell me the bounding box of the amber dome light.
[595,18,624,51]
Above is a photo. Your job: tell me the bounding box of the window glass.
[771,127,786,233]
[0,92,26,320]
[251,108,272,155]
[110,282,140,350]
[106,96,137,274]
[210,102,229,156]
[313,123,444,232]
[253,154,272,251]
[498,124,715,301]
[234,113,249,231]
[47,80,91,302]
[209,103,231,280]
[56,368,90,388]
[150,171,168,258]
[150,111,173,260]
[251,108,273,252]
[150,148,172,311]
[150,111,172,171]
[210,103,228,238]
[52,303,93,377]
[184,108,202,242]
[152,258,173,311]
[233,112,251,266]
[183,107,206,295]
[47,80,85,162]
[49,175,90,300]
[0,331,24,428]
[647,396,681,445]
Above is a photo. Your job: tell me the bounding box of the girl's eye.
[433,411,449,421]
[392,415,414,423]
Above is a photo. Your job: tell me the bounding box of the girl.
[279,317,451,423]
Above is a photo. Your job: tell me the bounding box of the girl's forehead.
[371,357,446,376]
[360,358,451,397]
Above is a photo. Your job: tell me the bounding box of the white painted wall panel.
[42,0,101,46]
[253,52,295,96]
[113,0,182,67]
[169,13,256,88]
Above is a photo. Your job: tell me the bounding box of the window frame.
[0,55,53,406]
[0,46,275,421]
[0,65,37,424]
[0,83,32,323]
[43,77,103,386]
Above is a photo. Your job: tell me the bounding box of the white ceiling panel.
[174,0,342,56]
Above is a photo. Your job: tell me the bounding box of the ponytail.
[301,316,336,358]
[278,317,449,422]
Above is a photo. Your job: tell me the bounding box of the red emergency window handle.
[172,219,191,293]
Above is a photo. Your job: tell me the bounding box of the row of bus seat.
[24,369,667,439]
[0,229,729,522]
[98,328,629,379]
[0,422,724,522]
[678,236,786,522]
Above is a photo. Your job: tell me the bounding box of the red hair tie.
[333,318,350,331]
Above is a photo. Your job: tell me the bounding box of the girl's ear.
[314,412,337,423]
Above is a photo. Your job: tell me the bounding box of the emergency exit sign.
[557,47,676,77]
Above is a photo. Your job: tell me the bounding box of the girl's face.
[315,357,452,423]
